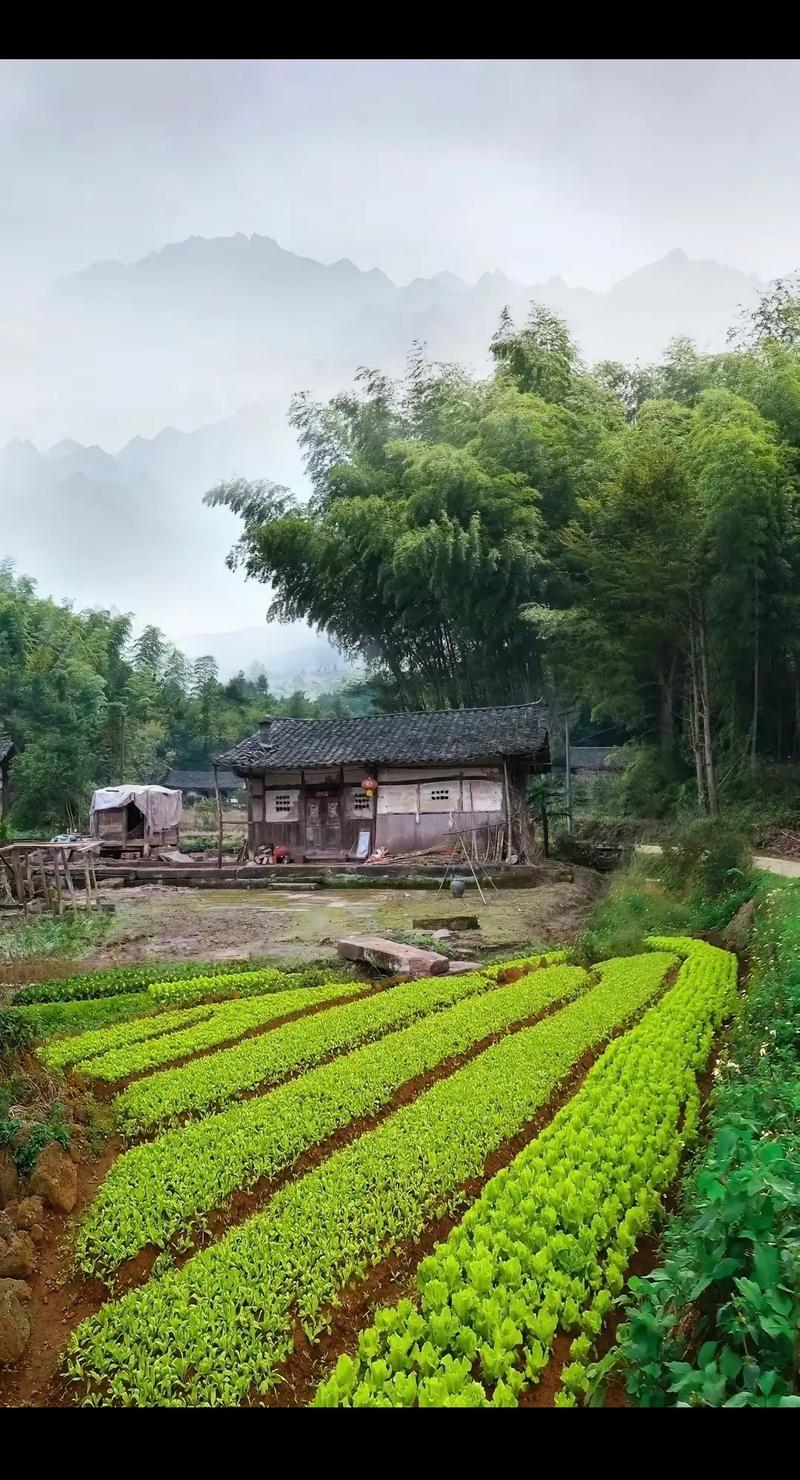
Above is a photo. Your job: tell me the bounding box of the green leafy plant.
[63,949,675,1404]
[312,938,736,1408]
[0,1095,71,1176]
[0,1007,34,1063]
[112,966,514,1135]
[76,964,589,1278]
[13,958,270,1004]
[63,978,368,1086]
[617,885,800,1408]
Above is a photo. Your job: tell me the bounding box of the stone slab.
[412,915,480,931]
[337,934,449,977]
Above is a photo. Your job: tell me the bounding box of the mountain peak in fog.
[2,231,771,649]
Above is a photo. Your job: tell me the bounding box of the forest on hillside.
[209,277,800,823]
[0,572,361,831]
[6,277,800,834]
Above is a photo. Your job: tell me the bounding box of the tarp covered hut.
[218,703,550,863]
[90,784,182,854]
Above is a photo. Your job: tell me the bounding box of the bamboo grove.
[208,283,800,814]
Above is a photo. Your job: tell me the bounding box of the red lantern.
[361,775,378,795]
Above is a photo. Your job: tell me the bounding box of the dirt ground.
[89,868,604,966]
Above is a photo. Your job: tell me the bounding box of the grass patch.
[576,820,758,962]
[614,879,800,1408]
[0,910,112,985]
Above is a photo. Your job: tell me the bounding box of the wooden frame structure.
[0,840,101,914]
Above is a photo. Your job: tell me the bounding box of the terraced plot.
[63,949,680,1404]
[7,937,737,1407]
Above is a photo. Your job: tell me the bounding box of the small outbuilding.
[218,703,550,863]
[160,768,241,803]
[89,784,182,855]
[0,736,15,825]
[561,746,627,778]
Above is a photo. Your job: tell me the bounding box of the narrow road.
[636,843,800,878]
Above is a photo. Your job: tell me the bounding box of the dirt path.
[636,843,800,877]
[87,871,604,968]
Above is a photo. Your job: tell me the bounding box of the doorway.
[304,788,342,854]
[124,801,146,839]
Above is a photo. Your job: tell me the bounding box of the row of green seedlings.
[483,949,568,980]
[13,959,262,1004]
[63,950,675,1405]
[76,964,589,1279]
[15,964,354,1041]
[39,976,367,1077]
[108,958,586,1137]
[617,898,800,1409]
[313,937,738,1407]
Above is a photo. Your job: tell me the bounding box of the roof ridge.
[216,702,549,773]
[263,701,546,725]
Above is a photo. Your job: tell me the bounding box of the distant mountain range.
[179,626,351,692]
[0,233,770,668]
[53,235,764,401]
[0,410,330,666]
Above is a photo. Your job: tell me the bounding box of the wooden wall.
[245,761,516,859]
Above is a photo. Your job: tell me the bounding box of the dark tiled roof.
[0,736,15,766]
[161,768,240,791]
[218,704,549,774]
[562,746,625,771]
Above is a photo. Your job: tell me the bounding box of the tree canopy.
[0,563,358,831]
[209,284,800,814]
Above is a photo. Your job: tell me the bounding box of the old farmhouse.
[218,703,550,863]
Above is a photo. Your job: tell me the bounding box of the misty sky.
[3,58,800,298]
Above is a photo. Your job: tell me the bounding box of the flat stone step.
[337,934,449,977]
[445,960,483,974]
[268,881,320,891]
[412,915,479,931]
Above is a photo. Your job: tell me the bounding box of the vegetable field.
[12,938,738,1406]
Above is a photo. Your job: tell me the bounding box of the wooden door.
[305,790,342,852]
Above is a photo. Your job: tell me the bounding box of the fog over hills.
[0,233,766,675]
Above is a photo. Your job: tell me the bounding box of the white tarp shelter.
[90,785,182,834]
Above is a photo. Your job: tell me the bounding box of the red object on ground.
[273,845,289,862]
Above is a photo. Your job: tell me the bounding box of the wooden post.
[37,855,49,910]
[50,850,64,916]
[13,851,26,912]
[83,856,96,909]
[564,714,573,835]
[214,763,223,869]
[59,847,78,910]
[502,758,513,863]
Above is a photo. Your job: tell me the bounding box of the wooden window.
[264,789,299,822]
[420,782,457,812]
